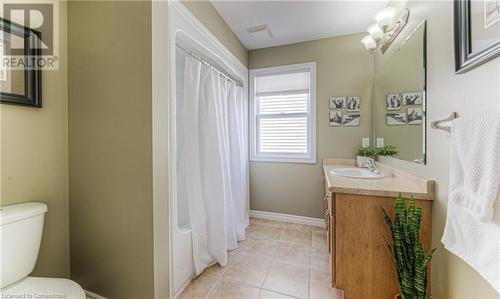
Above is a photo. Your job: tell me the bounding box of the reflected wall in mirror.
[1,32,27,96]
[374,22,426,164]
[0,18,42,107]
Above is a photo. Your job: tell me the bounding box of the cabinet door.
[323,194,331,253]
[329,193,336,287]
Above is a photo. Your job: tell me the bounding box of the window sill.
[250,156,317,164]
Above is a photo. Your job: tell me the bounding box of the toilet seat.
[1,277,86,299]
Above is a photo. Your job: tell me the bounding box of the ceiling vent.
[247,24,273,40]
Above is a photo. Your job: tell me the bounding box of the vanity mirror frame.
[374,21,427,165]
[0,17,42,108]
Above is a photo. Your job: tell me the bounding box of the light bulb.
[367,23,384,40]
[375,7,396,29]
[361,35,376,51]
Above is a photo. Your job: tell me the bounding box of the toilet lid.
[1,277,86,299]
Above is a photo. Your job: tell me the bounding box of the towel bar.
[431,112,458,133]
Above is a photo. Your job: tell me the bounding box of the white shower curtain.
[178,56,248,275]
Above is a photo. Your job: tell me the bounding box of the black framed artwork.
[0,17,42,107]
[455,0,500,73]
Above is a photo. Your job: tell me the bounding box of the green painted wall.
[68,2,154,298]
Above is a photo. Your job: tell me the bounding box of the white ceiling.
[211,1,389,50]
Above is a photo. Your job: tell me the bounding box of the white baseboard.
[249,210,325,228]
[84,290,108,299]
[172,274,195,299]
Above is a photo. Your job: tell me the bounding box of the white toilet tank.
[0,202,48,289]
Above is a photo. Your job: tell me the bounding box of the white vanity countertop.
[323,159,434,200]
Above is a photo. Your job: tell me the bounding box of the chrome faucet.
[359,157,378,173]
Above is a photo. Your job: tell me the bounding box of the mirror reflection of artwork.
[343,114,360,126]
[329,110,342,127]
[407,107,423,125]
[386,94,401,110]
[485,0,500,28]
[346,96,360,112]
[329,97,346,109]
[402,92,422,105]
[386,113,407,126]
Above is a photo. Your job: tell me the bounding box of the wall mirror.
[374,21,426,164]
[0,18,42,107]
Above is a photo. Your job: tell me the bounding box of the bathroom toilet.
[0,202,86,298]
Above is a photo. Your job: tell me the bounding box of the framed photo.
[407,107,423,125]
[329,97,346,109]
[455,0,500,73]
[346,96,360,112]
[343,114,360,126]
[485,0,500,28]
[386,94,401,110]
[402,92,422,105]
[386,113,407,126]
[329,110,342,127]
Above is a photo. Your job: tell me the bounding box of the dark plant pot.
[394,294,402,299]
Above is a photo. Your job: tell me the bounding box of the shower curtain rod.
[176,44,242,87]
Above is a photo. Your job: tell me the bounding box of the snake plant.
[382,194,436,299]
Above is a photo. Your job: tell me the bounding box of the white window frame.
[249,62,316,164]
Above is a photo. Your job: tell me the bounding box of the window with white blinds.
[250,63,316,163]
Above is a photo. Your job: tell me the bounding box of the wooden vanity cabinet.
[323,191,432,299]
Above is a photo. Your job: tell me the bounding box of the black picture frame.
[455,0,500,74]
[0,17,42,107]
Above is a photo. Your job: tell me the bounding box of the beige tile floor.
[178,218,343,299]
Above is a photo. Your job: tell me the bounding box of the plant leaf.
[382,194,435,299]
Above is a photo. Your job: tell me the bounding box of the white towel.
[442,110,500,293]
[442,202,500,293]
[449,110,500,222]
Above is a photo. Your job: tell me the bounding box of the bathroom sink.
[331,168,384,179]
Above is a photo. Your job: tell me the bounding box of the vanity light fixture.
[366,23,384,40]
[375,7,396,29]
[361,35,376,51]
[361,8,409,54]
